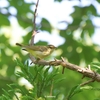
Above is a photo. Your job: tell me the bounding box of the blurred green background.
[0,0,100,99]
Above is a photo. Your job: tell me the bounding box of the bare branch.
[29,56,100,82]
[30,30,37,45]
[30,0,39,46]
[33,0,39,31]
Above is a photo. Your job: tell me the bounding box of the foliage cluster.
[0,0,100,100]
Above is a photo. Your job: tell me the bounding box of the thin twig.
[30,0,39,46]
[80,79,95,86]
[80,71,97,86]
[33,0,39,31]
[30,30,37,45]
[50,80,53,96]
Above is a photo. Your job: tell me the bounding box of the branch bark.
[29,55,100,82]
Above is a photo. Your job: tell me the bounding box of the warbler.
[16,43,56,59]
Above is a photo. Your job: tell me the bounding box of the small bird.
[16,43,56,59]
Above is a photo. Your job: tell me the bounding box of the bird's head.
[48,45,56,51]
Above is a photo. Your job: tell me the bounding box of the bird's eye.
[48,45,55,49]
[50,46,53,48]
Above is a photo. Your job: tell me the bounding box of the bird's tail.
[16,43,27,51]
[16,43,23,47]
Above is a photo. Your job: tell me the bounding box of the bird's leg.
[35,58,41,66]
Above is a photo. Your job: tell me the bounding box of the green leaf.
[90,62,100,72]
[41,18,52,33]
[80,85,93,90]
[15,58,24,68]
[97,0,100,3]
[54,0,62,2]
[0,14,10,26]
[53,78,65,84]
[43,66,50,77]
[91,62,100,66]
[2,89,12,99]
[67,85,82,99]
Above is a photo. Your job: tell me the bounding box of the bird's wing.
[25,46,48,52]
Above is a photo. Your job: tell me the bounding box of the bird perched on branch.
[16,43,56,59]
